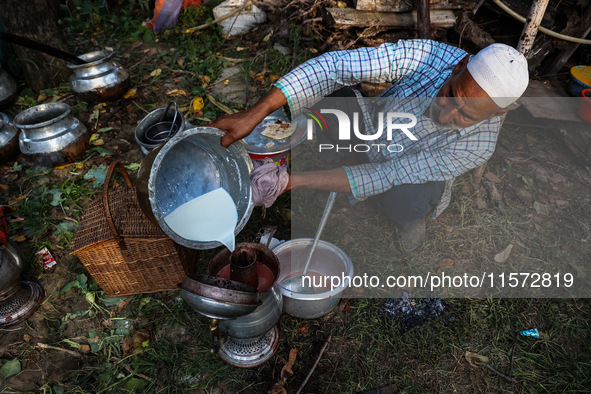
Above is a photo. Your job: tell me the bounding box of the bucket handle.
[103,161,134,251]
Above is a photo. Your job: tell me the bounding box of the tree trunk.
[0,0,70,91]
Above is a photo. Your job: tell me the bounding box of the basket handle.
[103,162,134,251]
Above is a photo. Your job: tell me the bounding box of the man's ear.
[452,55,470,75]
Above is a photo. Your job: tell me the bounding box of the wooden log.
[326,8,457,29]
[417,0,432,39]
[517,0,550,57]
[455,11,495,48]
[354,0,465,12]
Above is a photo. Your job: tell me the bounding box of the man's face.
[429,55,506,129]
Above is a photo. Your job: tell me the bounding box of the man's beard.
[427,100,459,131]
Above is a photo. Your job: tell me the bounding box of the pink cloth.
[250,159,289,208]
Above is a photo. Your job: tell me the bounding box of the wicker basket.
[71,162,196,297]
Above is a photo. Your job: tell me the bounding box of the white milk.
[164,187,238,251]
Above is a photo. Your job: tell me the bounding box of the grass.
[1,2,590,393]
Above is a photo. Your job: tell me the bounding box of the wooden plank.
[520,80,583,122]
[354,0,465,12]
[326,8,457,29]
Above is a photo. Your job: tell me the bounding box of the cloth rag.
[250,158,289,208]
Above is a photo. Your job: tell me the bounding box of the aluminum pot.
[0,113,20,162]
[273,239,354,319]
[67,50,130,103]
[135,103,192,155]
[0,241,25,301]
[0,67,17,109]
[136,127,253,250]
[14,102,89,166]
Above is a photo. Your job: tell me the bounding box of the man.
[210,40,529,251]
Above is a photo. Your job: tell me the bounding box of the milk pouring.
[164,187,238,251]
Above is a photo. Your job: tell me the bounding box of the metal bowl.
[67,50,130,102]
[136,127,253,250]
[179,274,260,320]
[241,111,307,159]
[273,239,354,319]
[0,113,20,163]
[14,102,89,166]
[135,104,191,154]
[0,67,18,109]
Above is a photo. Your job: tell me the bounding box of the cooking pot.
[135,102,191,155]
[0,66,17,109]
[67,50,130,102]
[136,127,253,250]
[14,102,89,166]
[0,113,20,162]
[273,238,354,319]
[0,241,25,301]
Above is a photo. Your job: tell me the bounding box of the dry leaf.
[445,226,454,233]
[150,68,162,77]
[270,75,281,82]
[37,92,48,102]
[91,139,105,146]
[78,344,91,354]
[280,348,298,380]
[337,1,347,7]
[439,258,454,269]
[465,351,489,367]
[123,88,137,99]
[166,89,187,96]
[192,97,205,111]
[484,172,502,183]
[23,334,32,342]
[298,322,309,336]
[494,244,513,263]
[176,58,185,67]
[13,235,26,242]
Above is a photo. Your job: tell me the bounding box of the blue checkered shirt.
[274,39,501,212]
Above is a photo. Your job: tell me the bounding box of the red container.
[578,89,591,123]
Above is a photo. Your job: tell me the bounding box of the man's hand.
[206,86,289,148]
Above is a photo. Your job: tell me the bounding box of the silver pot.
[0,241,25,301]
[0,113,20,162]
[273,239,354,319]
[136,127,253,250]
[14,102,89,166]
[67,50,130,103]
[0,66,18,109]
[135,103,192,155]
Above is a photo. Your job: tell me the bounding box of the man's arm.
[286,168,351,193]
[209,86,287,148]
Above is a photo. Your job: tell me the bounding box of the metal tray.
[241,112,307,156]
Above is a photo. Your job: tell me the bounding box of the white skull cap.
[466,43,529,108]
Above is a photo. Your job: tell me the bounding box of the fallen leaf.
[280,348,298,380]
[445,226,454,233]
[298,322,309,336]
[37,92,48,102]
[337,0,347,7]
[150,68,162,77]
[91,138,105,146]
[439,258,454,269]
[78,344,91,354]
[23,334,31,342]
[494,244,513,263]
[192,96,205,111]
[0,358,21,378]
[263,29,273,42]
[166,89,187,96]
[533,201,549,216]
[465,351,489,367]
[270,75,281,82]
[484,172,502,183]
[176,57,185,67]
[13,235,26,242]
[123,88,137,99]
[89,134,99,144]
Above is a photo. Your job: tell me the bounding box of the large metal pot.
[0,66,17,109]
[0,241,25,301]
[67,50,130,103]
[136,127,253,250]
[14,102,89,166]
[273,239,354,319]
[0,113,20,163]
